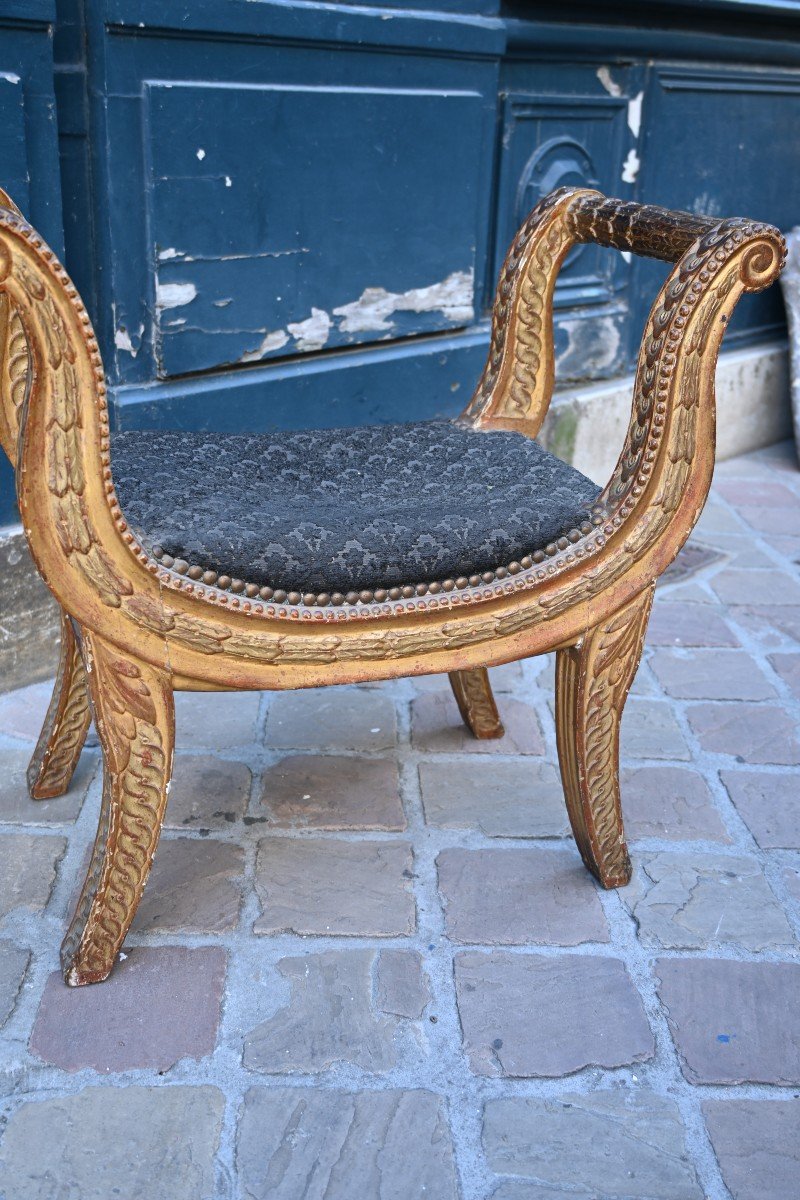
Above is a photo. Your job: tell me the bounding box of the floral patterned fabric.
[111,420,601,593]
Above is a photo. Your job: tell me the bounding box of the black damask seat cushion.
[111,420,602,594]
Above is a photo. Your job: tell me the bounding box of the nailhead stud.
[331,593,345,605]
[442,579,455,592]
[217,575,232,590]
[388,587,402,601]
[374,589,388,602]
[245,583,259,598]
[428,581,442,594]
[202,570,217,585]
[273,590,287,603]
[415,583,428,596]
[187,565,203,580]
[317,593,330,606]
[346,592,360,605]
[303,593,316,607]
[161,555,175,569]
[360,590,374,604]
[455,577,469,589]
[259,586,274,600]
[287,592,302,606]
[152,545,164,559]
[401,586,415,599]
[230,579,245,594]
[469,575,481,587]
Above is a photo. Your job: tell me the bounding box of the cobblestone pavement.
[0,442,799,1200]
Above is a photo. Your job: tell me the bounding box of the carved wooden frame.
[0,184,784,984]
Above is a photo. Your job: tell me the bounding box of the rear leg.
[449,667,505,738]
[28,611,91,799]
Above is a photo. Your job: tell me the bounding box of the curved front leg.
[449,667,504,738]
[61,629,174,986]
[555,586,654,889]
[28,612,91,800]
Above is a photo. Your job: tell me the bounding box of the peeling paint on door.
[155,280,198,310]
[333,270,474,334]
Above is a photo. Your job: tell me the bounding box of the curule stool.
[0,186,784,985]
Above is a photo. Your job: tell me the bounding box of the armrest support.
[462,184,784,596]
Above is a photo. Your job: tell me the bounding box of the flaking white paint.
[155,281,197,310]
[333,270,474,334]
[597,66,623,98]
[627,91,644,138]
[240,329,290,362]
[621,149,640,184]
[287,308,332,351]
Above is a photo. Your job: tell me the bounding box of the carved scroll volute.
[596,222,785,582]
[462,186,601,439]
[0,207,153,632]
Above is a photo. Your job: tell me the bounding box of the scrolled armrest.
[566,193,719,264]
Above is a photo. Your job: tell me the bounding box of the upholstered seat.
[111,421,602,600]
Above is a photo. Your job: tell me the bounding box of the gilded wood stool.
[0,186,783,985]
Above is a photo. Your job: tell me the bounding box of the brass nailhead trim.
[147,515,601,610]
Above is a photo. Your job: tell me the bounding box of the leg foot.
[555,587,654,888]
[449,667,505,738]
[60,630,174,986]
[28,612,91,799]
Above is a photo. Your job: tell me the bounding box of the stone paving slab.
[768,649,800,699]
[483,1093,703,1200]
[719,769,800,848]
[412,690,545,755]
[419,759,568,838]
[625,852,795,951]
[0,832,65,918]
[0,442,798,1200]
[30,946,226,1072]
[656,958,800,1085]
[619,698,692,760]
[0,1085,224,1200]
[259,753,405,830]
[649,648,776,701]
[702,1099,800,1200]
[455,952,654,1077]
[175,689,261,748]
[165,752,252,830]
[131,838,244,933]
[253,837,415,936]
[243,949,412,1074]
[0,939,29,1026]
[237,1087,458,1200]
[437,847,609,945]
[620,766,730,842]
[266,687,397,751]
[687,701,800,764]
